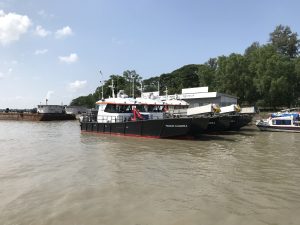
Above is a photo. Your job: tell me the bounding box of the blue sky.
[0,0,300,108]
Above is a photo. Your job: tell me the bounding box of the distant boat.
[256,109,300,132]
[0,104,76,121]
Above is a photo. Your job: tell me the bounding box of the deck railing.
[82,114,165,123]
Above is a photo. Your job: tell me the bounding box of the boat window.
[175,106,182,110]
[136,104,164,112]
[117,105,132,113]
[147,105,163,112]
[136,105,147,112]
[273,119,291,125]
[99,104,106,111]
[104,104,117,113]
[147,105,154,112]
[104,104,132,113]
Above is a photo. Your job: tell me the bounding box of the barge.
[0,105,75,121]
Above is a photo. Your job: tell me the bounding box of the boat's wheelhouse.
[96,98,136,123]
[104,104,133,113]
[136,98,165,120]
[270,113,300,126]
[271,117,292,126]
[136,104,165,120]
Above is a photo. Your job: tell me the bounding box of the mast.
[109,79,115,98]
[165,86,168,100]
[100,70,104,100]
[132,74,135,98]
[158,81,160,95]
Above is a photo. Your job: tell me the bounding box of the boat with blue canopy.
[256,110,300,132]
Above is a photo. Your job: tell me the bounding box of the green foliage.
[70,94,97,108]
[197,58,217,89]
[70,25,300,109]
[154,65,199,94]
[269,25,300,58]
[143,76,160,92]
[70,70,142,108]
[122,70,142,97]
[216,54,249,102]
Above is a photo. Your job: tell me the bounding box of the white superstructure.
[37,105,65,114]
[96,97,136,123]
[220,104,241,114]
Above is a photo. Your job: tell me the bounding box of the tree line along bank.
[71,25,300,109]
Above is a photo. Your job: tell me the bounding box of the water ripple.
[0,122,300,225]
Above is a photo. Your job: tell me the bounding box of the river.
[0,120,299,225]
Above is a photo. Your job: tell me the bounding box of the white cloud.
[34,25,51,37]
[46,90,54,99]
[4,60,18,65]
[55,26,73,39]
[59,53,78,64]
[37,10,47,17]
[32,75,41,80]
[37,10,54,18]
[0,68,13,79]
[112,37,124,45]
[0,10,31,46]
[15,96,24,100]
[34,49,48,55]
[68,80,87,92]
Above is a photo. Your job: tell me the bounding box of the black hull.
[80,118,193,139]
[204,114,253,133]
[227,114,253,131]
[189,117,210,136]
[206,116,231,132]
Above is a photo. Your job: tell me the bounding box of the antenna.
[109,80,115,98]
[132,76,135,98]
[165,87,168,100]
[99,70,104,100]
[140,80,143,96]
[130,73,135,98]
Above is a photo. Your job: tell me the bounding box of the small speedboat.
[256,111,300,132]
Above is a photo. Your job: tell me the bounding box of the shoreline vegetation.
[70,25,300,110]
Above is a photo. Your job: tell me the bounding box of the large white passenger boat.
[80,87,195,139]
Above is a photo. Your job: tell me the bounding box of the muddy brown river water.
[0,120,299,225]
